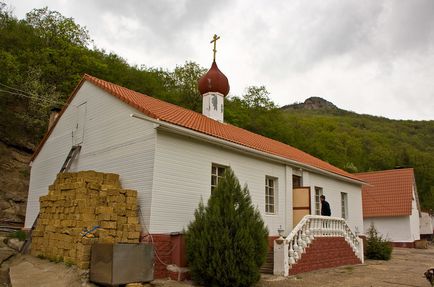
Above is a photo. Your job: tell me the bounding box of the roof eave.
[131,113,366,186]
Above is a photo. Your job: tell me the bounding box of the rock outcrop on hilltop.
[282,97,339,111]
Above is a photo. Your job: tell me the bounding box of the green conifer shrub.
[365,223,393,260]
[185,168,269,287]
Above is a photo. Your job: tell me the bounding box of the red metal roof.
[355,168,415,218]
[32,74,363,183]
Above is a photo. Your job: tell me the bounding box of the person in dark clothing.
[320,195,331,216]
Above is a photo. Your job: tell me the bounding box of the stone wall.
[31,171,141,269]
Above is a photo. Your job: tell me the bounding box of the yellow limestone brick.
[117,216,127,225]
[135,225,142,232]
[81,213,95,221]
[87,182,101,190]
[126,210,137,217]
[97,213,111,221]
[104,172,120,183]
[125,189,137,197]
[99,236,115,244]
[80,220,99,229]
[95,206,113,214]
[127,232,140,239]
[127,217,139,225]
[100,221,117,229]
[32,171,142,269]
[106,189,120,196]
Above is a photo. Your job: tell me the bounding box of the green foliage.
[25,7,91,47]
[169,61,206,112]
[365,223,392,260]
[185,168,268,287]
[8,230,27,241]
[64,260,73,267]
[241,86,276,110]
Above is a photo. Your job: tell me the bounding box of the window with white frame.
[265,177,277,214]
[314,187,323,215]
[341,192,348,219]
[211,164,226,191]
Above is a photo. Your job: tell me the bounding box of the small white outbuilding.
[420,211,433,240]
[356,168,421,247]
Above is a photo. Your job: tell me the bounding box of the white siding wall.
[304,172,364,234]
[363,216,413,242]
[409,189,420,241]
[150,131,290,235]
[25,82,156,228]
[420,212,434,235]
[149,130,364,236]
[432,216,434,232]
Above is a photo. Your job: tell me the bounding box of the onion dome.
[198,61,230,96]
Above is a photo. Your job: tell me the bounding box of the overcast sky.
[5,0,434,120]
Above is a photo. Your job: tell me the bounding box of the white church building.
[25,57,365,277]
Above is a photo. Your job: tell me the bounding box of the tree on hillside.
[185,168,268,287]
[25,7,91,47]
[242,85,276,110]
[169,61,206,112]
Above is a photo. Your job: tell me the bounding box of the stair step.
[288,236,361,275]
[260,251,274,274]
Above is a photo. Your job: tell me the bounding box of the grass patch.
[64,260,74,267]
[8,230,27,241]
[344,266,354,273]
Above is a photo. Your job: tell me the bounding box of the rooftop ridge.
[32,74,364,183]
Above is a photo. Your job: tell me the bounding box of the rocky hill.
[282,97,339,111]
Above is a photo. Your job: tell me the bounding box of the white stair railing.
[274,215,364,276]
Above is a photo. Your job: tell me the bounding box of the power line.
[0,82,37,97]
[0,88,64,105]
[0,81,65,105]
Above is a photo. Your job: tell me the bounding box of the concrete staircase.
[260,251,274,274]
[273,215,364,277]
[288,237,361,275]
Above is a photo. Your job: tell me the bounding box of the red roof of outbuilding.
[355,168,416,218]
[31,74,363,183]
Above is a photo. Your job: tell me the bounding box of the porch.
[268,215,364,276]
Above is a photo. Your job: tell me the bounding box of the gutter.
[130,113,365,186]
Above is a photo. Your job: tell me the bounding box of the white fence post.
[273,236,289,276]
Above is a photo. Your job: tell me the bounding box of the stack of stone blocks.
[31,171,141,269]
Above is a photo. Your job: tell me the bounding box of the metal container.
[90,243,154,285]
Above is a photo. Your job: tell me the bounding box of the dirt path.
[156,247,434,287]
[5,247,433,286]
[259,247,434,287]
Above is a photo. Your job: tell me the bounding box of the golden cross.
[210,34,220,62]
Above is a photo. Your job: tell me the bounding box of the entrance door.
[293,187,311,226]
